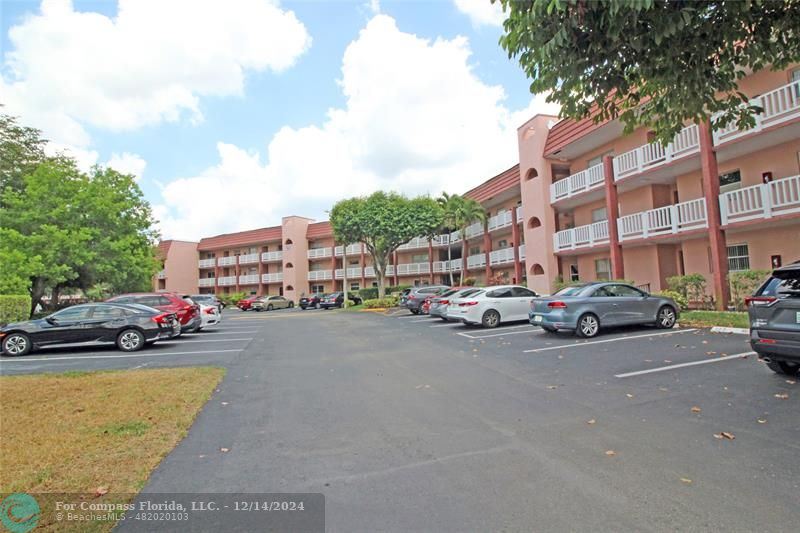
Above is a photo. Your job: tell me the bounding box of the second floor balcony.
[217,256,237,267]
[157,270,166,279]
[238,253,259,265]
[618,198,707,242]
[489,247,515,266]
[396,262,430,275]
[199,258,215,269]
[308,270,332,281]
[198,278,215,287]
[335,267,363,279]
[553,220,610,252]
[364,265,395,278]
[238,274,259,285]
[334,244,364,256]
[217,276,236,286]
[466,253,486,270]
[262,272,283,283]
[720,174,800,226]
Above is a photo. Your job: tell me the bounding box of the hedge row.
[358,285,411,300]
[0,295,31,325]
[362,297,399,309]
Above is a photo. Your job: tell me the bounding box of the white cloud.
[154,15,560,240]
[105,152,147,180]
[1,0,311,152]
[453,0,505,28]
[366,0,381,15]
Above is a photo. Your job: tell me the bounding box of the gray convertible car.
[529,282,679,338]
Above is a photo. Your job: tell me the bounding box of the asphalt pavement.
[2,308,797,531]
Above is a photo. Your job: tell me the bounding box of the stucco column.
[511,206,522,284]
[393,250,399,286]
[698,121,731,310]
[330,245,338,291]
[603,155,624,280]
[483,225,492,281]
[360,247,366,288]
[234,260,240,293]
[214,262,220,294]
[257,253,265,296]
[428,240,434,284]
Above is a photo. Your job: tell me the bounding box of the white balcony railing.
[198,278,215,287]
[449,258,463,272]
[217,276,237,286]
[262,272,283,283]
[238,253,259,265]
[519,244,526,260]
[157,270,166,279]
[465,221,483,239]
[516,205,522,223]
[335,267,363,279]
[308,270,333,281]
[307,247,332,259]
[199,258,216,268]
[396,262,430,275]
[364,266,375,278]
[238,274,259,285]
[720,175,800,225]
[488,210,513,232]
[467,253,486,269]
[433,261,449,273]
[489,247,515,266]
[553,220,610,252]
[398,237,429,250]
[550,163,605,202]
[613,124,700,181]
[618,198,708,241]
[432,234,450,246]
[713,79,800,145]
[261,251,283,262]
[334,243,364,256]
[217,256,237,267]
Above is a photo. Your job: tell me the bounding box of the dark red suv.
[237,295,261,311]
[106,293,201,332]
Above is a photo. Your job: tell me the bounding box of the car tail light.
[440,300,449,305]
[744,296,776,307]
[408,295,416,300]
[459,301,479,307]
[548,301,568,309]
[204,307,216,315]
[758,338,777,344]
[152,313,171,324]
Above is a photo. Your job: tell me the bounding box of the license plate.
[533,315,543,323]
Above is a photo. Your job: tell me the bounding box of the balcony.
[613,124,700,182]
[720,175,800,225]
[238,253,259,265]
[238,274,259,285]
[396,262,430,275]
[198,278,215,287]
[487,210,513,232]
[464,221,483,239]
[519,244,526,260]
[397,237,429,250]
[217,256,237,267]
[433,261,449,273]
[157,270,166,279]
[335,267,363,279]
[553,221,610,252]
[307,247,332,259]
[489,247,515,266]
[334,244,364,256]
[618,198,707,242]
[713,79,800,145]
[262,272,283,283]
[199,258,216,268]
[550,163,605,204]
[308,270,333,281]
[261,251,282,263]
[217,276,236,286]
[467,253,486,270]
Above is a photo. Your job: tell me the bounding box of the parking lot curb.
[710,326,749,335]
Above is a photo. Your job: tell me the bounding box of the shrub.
[0,295,32,325]
[359,285,411,300]
[654,290,688,311]
[463,277,477,286]
[552,276,570,291]
[729,269,771,310]
[362,297,399,308]
[218,291,247,306]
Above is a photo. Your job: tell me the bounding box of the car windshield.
[554,285,588,297]
[760,274,800,297]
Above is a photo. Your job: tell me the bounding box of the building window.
[497,239,508,248]
[570,264,579,282]
[595,258,611,280]
[311,284,325,294]
[411,253,429,263]
[587,151,613,168]
[719,169,742,193]
[350,282,360,291]
[591,207,607,223]
[469,246,480,256]
[727,244,750,272]
[372,281,378,288]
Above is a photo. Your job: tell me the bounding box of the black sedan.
[320,292,363,309]
[0,303,180,356]
[299,294,324,310]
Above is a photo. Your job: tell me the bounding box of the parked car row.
[0,292,224,357]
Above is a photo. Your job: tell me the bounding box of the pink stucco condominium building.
[156,65,800,309]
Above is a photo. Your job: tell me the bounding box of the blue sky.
[0,0,558,240]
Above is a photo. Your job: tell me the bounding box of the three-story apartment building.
[156,65,800,309]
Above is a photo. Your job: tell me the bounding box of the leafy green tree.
[497,0,800,144]
[330,192,443,298]
[451,196,487,284]
[0,111,47,204]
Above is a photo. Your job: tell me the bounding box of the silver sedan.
[529,282,679,338]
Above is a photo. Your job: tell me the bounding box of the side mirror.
[45,316,57,324]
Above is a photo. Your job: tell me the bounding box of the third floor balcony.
[261,251,283,263]
[550,163,606,206]
[613,124,700,184]
[713,79,800,146]
[307,247,332,259]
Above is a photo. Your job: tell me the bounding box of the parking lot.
[2,307,796,530]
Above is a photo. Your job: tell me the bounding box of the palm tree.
[455,197,488,284]
[437,193,461,286]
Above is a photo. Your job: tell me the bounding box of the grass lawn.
[681,310,750,329]
[0,367,225,531]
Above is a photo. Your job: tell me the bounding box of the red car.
[237,295,261,311]
[106,292,201,332]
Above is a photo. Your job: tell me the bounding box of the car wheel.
[655,305,677,329]
[440,317,449,322]
[766,360,800,376]
[481,309,501,328]
[2,332,31,356]
[117,329,145,352]
[542,326,557,333]
[315,302,321,310]
[195,327,203,332]
[576,313,600,338]
[267,304,273,311]
[289,302,294,308]
[410,308,419,315]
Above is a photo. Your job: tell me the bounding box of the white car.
[447,285,539,328]
[199,303,221,329]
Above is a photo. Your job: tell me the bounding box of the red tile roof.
[157,240,172,258]
[544,110,608,157]
[306,221,332,238]
[464,164,520,203]
[198,226,282,250]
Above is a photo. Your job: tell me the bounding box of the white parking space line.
[615,351,754,378]
[458,324,533,339]
[522,328,699,353]
[160,338,253,343]
[460,329,543,339]
[429,323,463,328]
[411,318,433,323]
[0,349,242,363]
[393,314,419,319]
